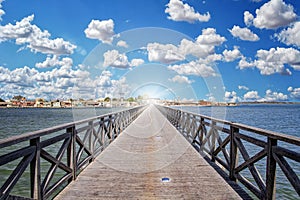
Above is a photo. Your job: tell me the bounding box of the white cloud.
[196,28,226,46]
[244,91,260,101]
[116,40,128,48]
[103,50,130,68]
[241,89,288,102]
[244,11,254,27]
[178,38,214,59]
[224,91,240,103]
[0,64,125,100]
[167,60,217,77]
[262,89,288,101]
[147,42,185,64]
[223,46,242,62]
[35,56,73,68]
[130,59,144,67]
[146,28,225,64]
[0,0,5,21]
[275,21,300,47]
[229,25,259,41]
[96,70,112,87]
[238,47,300,75]
[0,15,76,55]
[238,57,256,69]
[169,75,193,84]
[84,19,115,44]
[110,77,129,97]
[238,85,249,91]
[288,87,300,99]
[103,50,144,68]
[206,93,216,102]
[165,0,210,23]
[249,0,297,29]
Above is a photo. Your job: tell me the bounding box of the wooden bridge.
[0,104,300,199]
[55,105,241,199]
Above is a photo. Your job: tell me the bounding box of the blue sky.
[0,0,300,102]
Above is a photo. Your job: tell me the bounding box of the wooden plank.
[55,105,242,200]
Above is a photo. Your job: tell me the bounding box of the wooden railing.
[0,106,145,200]
[156,105,300,200]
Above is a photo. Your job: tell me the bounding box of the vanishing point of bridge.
[1,104,300,199]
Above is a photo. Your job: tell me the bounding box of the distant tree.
[112,98,118,101]
[104,97,111,102]
[137,95,143,100]
[12,95,25,101]
[0,98,5,102]
[127,97,135,102]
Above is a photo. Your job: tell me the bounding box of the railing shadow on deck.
[156,105,300,200]
[0,106,146,200]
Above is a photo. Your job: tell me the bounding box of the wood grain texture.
[55,105,241,200]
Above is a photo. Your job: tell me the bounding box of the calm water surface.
[0,105,299,199]
[0,107,124,138]
[180,104,300,137]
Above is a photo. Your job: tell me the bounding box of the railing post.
[30,137,42,200]
[67,125,77,181]
[108,115,113,141]
[210,121,216,162]
[229,126,239,181]
[88,121,94,161]
[265,137,277,200]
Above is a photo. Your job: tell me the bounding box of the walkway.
[55,105,241,199]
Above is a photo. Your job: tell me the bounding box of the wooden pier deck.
[55,105,242,199]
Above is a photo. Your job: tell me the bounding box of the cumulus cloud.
[238,47,300,75]
[0,15,76,55]
[244,91,260,101]
[288,87,300,99]
[223,46,242,62]
[165,0,210,23]
[0,64,131,100]
[224,91,240,103]
[147,42,185,64]
[35,56,73,68]
[196,28,226,46]
[244,11,254,27]
[167,60,217,77]
[84,19,115,44]
[0,0,5,21]
[96,70,112,87]
[246,0,297,29]
[130,59,144,67]
[229,25,259,41]
[103,50,130,68]
[169,75,193,84]
[178,38,213,59]
[242,89,288,102]
[262,89,288,101]
[110,77,129,98]
[275,21,300,47]
[103,50,144,68]
[116,40,128,48]
[148,28,225,63]
[238,57,256,69]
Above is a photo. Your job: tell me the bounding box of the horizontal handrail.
[0,105,146,199]
[156,105,300,199]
